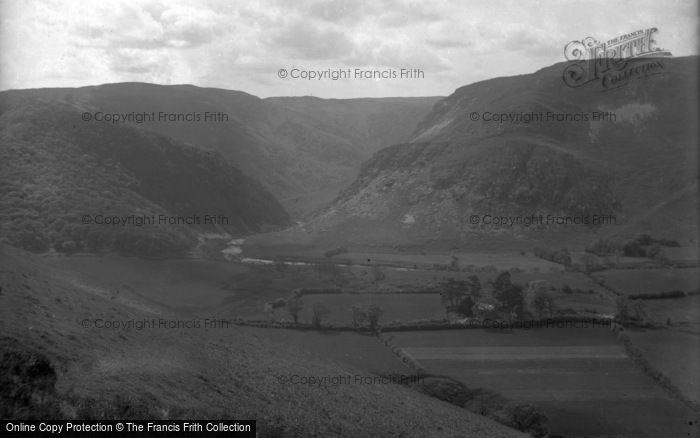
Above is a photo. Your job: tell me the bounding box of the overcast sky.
[1,0,697,98]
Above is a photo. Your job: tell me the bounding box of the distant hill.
[0,84,440,218]
[310,56,699,247]
[0,244,525,437]
[0,98,290,257]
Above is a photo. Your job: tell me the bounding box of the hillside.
[0,99,290,257]
[310,56,699,247]
[0,85,440,217]
[0,244,525,437]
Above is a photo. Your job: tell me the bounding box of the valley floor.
[2,241,699,437]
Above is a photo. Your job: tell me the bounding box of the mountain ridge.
[308,56,699,247]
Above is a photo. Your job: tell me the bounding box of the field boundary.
[377,332,427,374]
[230,316,615,332]
[614,327,700,413]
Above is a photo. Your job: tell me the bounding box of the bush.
[585,238,622,255]
[410,376,548,436]
[505,404,548,437]
[366,304,383,330]
[623,240,646,257]
[533,247,572,266]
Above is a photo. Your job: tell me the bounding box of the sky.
[1,0,697,98]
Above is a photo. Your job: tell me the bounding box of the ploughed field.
[391,327,699,438]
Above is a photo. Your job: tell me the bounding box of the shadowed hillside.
[0,85,440,217]
[0,100,290,257]
[0,244,525,437]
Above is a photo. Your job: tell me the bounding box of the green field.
[594,268,700,296]
[391,328,698,438]
[643,294,700,327]
[298,293,445,325]
[626,328,700,405]
[43,254,244,310]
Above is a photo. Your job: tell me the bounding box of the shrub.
[366,304,383,331]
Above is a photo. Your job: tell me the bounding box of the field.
[643,294,700,327]
[625,328,700,406]
[250,328,410,375]
[1,244,525,437]
[593,268,700,296]
[298,293,445,325]
[43,254,245,311]
[391,328,699,438]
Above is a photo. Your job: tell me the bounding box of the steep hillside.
[0,244,525,437]
[0,85,439,216]
[311,57,699,247]
[0,100,289,257]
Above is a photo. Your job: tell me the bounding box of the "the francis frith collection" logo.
[562,28,672,89]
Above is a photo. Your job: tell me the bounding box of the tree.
[623,240,645,257]
[492,272,524,321]
[311,303,330,329]
[287,297,303,324]
[466,275,482,299]
[351,305,367,328]
[532,290,555,318]
[442,278,465,308]
[632,299,646,321]
[646,243,668,264]
[366,304,383,331]
[491,271,513,293]
[615,296,630,324]
[455,296,475,317]
[495,285,525,321]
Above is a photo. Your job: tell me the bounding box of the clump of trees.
[580,253,605,273]
[533,247,572,266]
[585,238,621,255]
[440,275,482,317]
[351,304,384,331]
[615,296,630,324]
[587,235,678,260]
[532,290,555,318]
[491,272,525,321]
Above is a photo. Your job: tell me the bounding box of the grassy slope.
[0,244,525,437]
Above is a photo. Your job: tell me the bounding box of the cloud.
[268,20,355,60]
[0,0,697,97]
[425,38,473,49]
[307,0,376,24]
